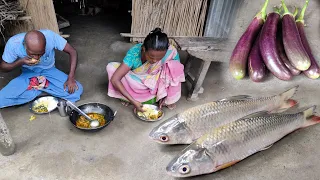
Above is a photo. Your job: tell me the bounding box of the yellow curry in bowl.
[76,113,106,128]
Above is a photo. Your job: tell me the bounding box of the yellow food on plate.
[76,113,106,128]
[32,102,49,113]
[137,107,163,120]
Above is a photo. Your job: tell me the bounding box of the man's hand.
[0,56,34,72]
[22,56,39,66]
[63,77,78,94]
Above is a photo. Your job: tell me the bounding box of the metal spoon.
[65,100,100,128]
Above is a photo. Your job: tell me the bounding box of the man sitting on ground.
[0,29,83,108]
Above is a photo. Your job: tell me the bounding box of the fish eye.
[159,135,169,142]
[179,165,190,174]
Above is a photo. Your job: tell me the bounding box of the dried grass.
[131,0,208,42]
[0,0,23,40]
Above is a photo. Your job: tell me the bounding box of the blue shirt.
[2,29,67,71]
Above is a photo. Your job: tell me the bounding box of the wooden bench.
[173,37,229,101]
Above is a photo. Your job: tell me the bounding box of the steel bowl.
[133,104,164,122]
[30,96,59,114]
[69,103,116,132]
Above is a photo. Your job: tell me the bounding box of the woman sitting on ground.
[106,28,185,112]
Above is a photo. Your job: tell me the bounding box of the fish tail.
[278,86,299,109]
[302,106,320,128]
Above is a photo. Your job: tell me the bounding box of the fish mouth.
[148,128,156,139]
[166,168,178,177]
[148,129,162,142]
[166,160,180,177]
[166,164,192,178]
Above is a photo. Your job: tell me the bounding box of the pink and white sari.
[106,47,185,105]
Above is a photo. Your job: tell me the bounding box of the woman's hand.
[159,98,165,109]
[133,101,145,112]
[111,63,143,111]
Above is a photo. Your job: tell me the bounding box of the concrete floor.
[1,13,320,180]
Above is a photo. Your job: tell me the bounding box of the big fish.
[149,86,298,144]
[166,106,320,177]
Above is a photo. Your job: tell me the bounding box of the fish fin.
[215,160,240,171]
[271,100,298,113]
[279,86,299,102]
[303,106,316,118]
[278,99,298,110]
[302,106,320,128]
[241,111,269,119]
[260,144,273,151]
[218,95,253,102]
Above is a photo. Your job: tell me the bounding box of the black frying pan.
[69,102,116,132]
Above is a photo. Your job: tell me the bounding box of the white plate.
[30,96,59,114]
[133,104,164,122]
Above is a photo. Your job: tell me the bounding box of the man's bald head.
[24,30,46,59]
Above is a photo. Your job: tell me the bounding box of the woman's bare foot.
[159,99,176,110]
[166,103,176,110]
[121,100,130,107]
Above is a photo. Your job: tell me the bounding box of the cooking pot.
[69,102,116,132]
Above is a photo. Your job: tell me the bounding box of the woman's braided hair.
[143,27,169,51]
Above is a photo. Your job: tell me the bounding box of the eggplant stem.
[256,0,269,21]
[281,0,290,15]
[297,0,309,23]
[261,0,269,20]
[273,6,281,14]
[278,4,283,14]
[293,7,299,17]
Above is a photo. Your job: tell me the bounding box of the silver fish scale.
[178,96,282,139]
[196,112,303,165]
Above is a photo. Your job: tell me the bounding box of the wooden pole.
[0,112,15,156]
[18,0,59,33]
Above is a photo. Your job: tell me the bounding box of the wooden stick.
[194,0,202,36]
[61,34,70,38]
[120,33,201,38]
[129,0,209,41]
[180,0,188,35]
[197,0,208,36]
[15,16,31,20]
[164,0,173,35]
[1,0,8,6]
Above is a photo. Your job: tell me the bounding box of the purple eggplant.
[229,0,269,80]
[248,33,267,82]
[281,0,311,71]
[259,10,292,81]
[296,0,320,79]
[277,22,301,76]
